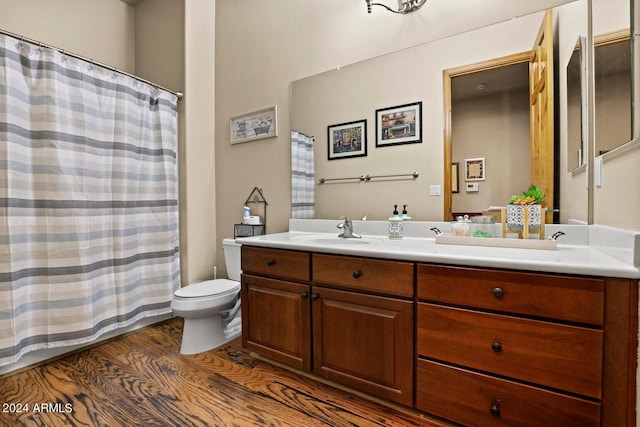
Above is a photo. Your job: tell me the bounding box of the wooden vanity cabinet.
[241,246,637,426]
[311,286,413,406]
[311,253,415,406]
[415,263,638,427]
[241,247,415,406]
[241,247,312,370]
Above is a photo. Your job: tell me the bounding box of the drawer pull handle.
[300,292,309,299]
[352,270,362,279]
[492,287,504,298]
[489,404,501,417]
[310,294,319,302]
[266,259,276,266]
[491,342,503,353]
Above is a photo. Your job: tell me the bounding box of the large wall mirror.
[593,0,632,156]
[291,1,590,224]
[567,36,587,172]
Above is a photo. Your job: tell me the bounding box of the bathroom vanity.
[239,220,639,427]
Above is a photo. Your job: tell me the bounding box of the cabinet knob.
[492,287,504,298]
[491,342,503,353]
[352,270,362,279]
[489,404,501,417]
[300,292,308,299]
[266,259,276,266]
[310,294,319,302]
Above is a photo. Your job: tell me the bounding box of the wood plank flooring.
[0,318,450,427]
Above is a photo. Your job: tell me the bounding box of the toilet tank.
[222,238,242,281]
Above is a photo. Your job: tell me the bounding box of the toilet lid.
[174,279,240,298]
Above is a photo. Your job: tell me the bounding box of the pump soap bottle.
[388,205,403,240]
[401,205,411,221]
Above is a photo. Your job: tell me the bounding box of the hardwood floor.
[1,318,449,427]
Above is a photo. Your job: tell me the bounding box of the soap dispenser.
[401,205,412,221]
[388,205,403,240]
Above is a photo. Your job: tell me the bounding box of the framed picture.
[451,162,460,193]
[327,119,367,160]
[230,105,278,144]
[465,157,485,181]
[375,101,422,147]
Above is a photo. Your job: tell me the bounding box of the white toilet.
[171,238,242,355]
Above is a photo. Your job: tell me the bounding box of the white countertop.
[236,220,640,279]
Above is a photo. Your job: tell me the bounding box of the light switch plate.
[430,185,441,196]
[466,183,479,192]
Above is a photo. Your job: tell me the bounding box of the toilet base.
[179,314,238,355]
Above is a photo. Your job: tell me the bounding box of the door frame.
[443,51,532,222]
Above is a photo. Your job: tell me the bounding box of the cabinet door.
[242,274,311,371]
[312,286,413,406]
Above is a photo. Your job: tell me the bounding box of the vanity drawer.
[417,264,604,325]
[417,303,603,398]
[416,359,601,427]
[312,253,414,298]
[241,246,310,282]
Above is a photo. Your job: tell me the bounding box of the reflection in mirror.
[567,37,586,171]
[450,60,531,220]
[290,1,586,224]
[593,0,632,156]
[594,31,632,155]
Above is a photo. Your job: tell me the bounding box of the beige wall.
[213,2,579,252]
[0,0,135,72]
[452,90,531,214]
[289,7,586,223]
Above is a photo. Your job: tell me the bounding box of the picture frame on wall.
[230,105,278,144]
[327,119,367,160]
[465,157,485,181]
[375,101,422,147]
[451,162,460,193]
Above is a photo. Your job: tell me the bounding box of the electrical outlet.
[430,185,441,196]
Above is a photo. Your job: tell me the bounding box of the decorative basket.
[506,204,542,231]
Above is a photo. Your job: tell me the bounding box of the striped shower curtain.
[0,34,180,367]
[291,131,315,219]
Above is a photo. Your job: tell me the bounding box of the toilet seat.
[174,279,240,300]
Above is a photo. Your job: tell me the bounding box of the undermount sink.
[291,235,385,245]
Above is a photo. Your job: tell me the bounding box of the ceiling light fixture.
[366,0,428,14]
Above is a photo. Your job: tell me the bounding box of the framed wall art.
[465,157,485,181]
[327,119,367,160]
[451,162,460,193]
[375,101,422,147]
[230,105,278,144]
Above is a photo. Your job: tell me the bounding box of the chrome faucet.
[337,216,361,238]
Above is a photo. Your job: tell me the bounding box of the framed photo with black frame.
[327,119,367,160]
[375,101,422,147]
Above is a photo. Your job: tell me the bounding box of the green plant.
[508,185,544,205]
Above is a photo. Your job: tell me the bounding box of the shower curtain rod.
[0,28,184,101]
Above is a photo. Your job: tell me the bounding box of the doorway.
[443,53,531,221]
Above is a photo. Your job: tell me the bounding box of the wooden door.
[530,9,555,224]
[311,286,414,406]
[241,274,311,371]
